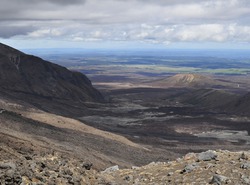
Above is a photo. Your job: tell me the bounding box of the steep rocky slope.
[0,43,103,102]
[0,97,172,170]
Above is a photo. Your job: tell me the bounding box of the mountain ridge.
[0,42,103,103]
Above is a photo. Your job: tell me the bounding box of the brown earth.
[0,97,173,170]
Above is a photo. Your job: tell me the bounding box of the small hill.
[0,43,103,102]
[150,73,228,88]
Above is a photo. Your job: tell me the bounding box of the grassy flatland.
[25,49,250,76]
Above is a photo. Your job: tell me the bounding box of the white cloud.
[1,0,250,47]
[173,24,226,42]
[28,29,62,38]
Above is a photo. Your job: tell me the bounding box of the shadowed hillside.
[0,43,103,102]
[227,92,250,116]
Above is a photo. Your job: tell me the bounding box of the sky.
[0,0,250,50]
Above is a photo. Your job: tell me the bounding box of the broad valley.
[1,42,250,184]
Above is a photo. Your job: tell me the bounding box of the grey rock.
[176,158,182,162]
[59,160,67,166]
[124,175,133,181]
[73,176,81,183]
[40,170,48,177]
[132,166,139,170]
[37,161,46,171]
[0,162,16,170]
[102,165,119,173]
[5,169,15,178]
[2,170,22,185]
[82,162,92,170]
[167,172,174,176]
[197,150,217,161]
[210,174,229,185]
[29,162,37,172]
[35,175,44,182]
[241,175,250,184]
[205,163,214,169]
[24,156,32,160]
[239,152,248,160]
[0,109,5,114]
[241,162,250,169]
[65,169,73,176]
[47,181,56,185]
[182,163,198,173]
[148,162,156,166]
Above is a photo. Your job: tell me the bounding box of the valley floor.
[80,85,250,157]
[1,66,250,184]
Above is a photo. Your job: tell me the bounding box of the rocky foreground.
[1,150,250,184]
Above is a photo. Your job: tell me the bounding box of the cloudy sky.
[1,0,250,49]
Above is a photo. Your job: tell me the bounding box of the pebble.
[167,172,174,176]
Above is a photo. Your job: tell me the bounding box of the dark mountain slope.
[227,92,250,116]
[175,88,250,116]
[181,89,239,108]
[0,43,103,102]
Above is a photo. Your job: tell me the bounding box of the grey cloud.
[27,0,86,6]
[1,0,250,44]
[0,25,36,38]
[0,0,249,23]
[0,0,86,21]
[131,0,209,5]
[1,0,85,6]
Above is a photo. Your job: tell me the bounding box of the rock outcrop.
[2,150,250,184]
[0,151,99,185]
[97,150,250,184]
